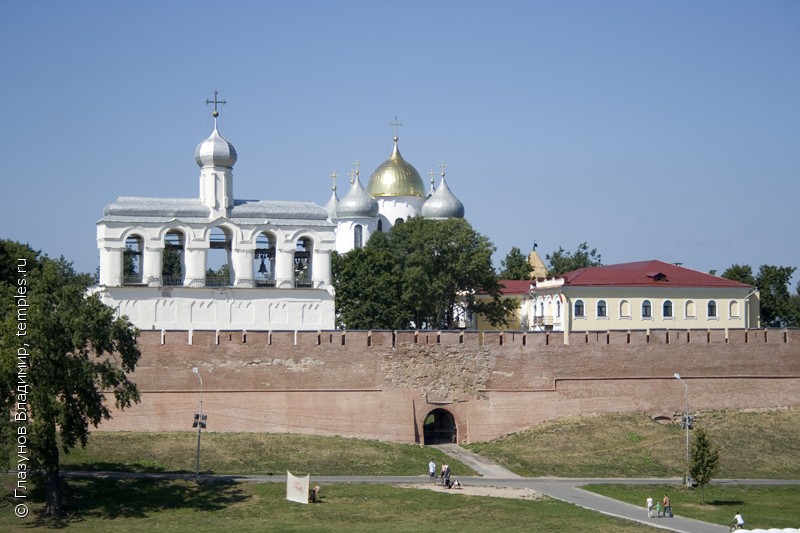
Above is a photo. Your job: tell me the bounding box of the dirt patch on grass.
[397,482,546,500]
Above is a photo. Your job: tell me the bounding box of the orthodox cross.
[330,171,338,192]
[347,169,356,185]
[428,169,436,191]
[439,161,447,177]
[205,90,227,117]
[353,160,361,179]
[390,115,402,137]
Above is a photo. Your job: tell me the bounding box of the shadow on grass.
[24,476,247,528]
[60,461,178,474]
[708,499,745,507]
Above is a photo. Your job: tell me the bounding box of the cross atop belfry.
[205,90,227,117]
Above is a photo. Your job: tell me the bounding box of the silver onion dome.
[194,125,238,168]
[337,175,379,218]
[421,175,464,219]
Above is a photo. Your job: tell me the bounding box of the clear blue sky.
[2,1,798,281]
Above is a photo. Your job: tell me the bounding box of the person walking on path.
[646,496,654,518]
[428,459,436,482]
[663,494,672,517]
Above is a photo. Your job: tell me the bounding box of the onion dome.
[421,173,464,219]
[194,123,237,169]
[366,137,426,197]
[337,174,379,218]
[325,171,339,220]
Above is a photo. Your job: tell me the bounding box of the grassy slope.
[465,407,800,478]
[58,432,478,477]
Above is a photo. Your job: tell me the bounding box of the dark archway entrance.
[423,408,456,444]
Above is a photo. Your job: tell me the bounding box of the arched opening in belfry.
[254,231,276,287]
[294,237,313,287]
[163,230,185,286]
[423,408,457,445]
[207,226,233,287]
[122,234,144,285]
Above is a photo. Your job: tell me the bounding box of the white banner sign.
[286,471,309,505]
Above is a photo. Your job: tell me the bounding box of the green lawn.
[1,478,661,532]
[584,483,800,530]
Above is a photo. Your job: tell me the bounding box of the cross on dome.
[205,90,227,118]
[390,115,402,138]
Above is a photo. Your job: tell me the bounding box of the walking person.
[646,496,654,518]
[663,494,672,517]
[428,459,436,482]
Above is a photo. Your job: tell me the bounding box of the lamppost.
[674,372,690,482]
[192,367,206,480]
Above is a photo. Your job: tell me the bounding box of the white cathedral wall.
[376,196,426,226]
[98,286,335,331]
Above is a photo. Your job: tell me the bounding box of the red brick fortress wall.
[98,328,800,443]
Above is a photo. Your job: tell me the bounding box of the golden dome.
[366,137,426,197]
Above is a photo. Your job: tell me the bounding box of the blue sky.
[2,1,799,281]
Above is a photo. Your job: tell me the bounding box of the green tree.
[689,428,720,504]
[332,218,515,330]
[0,251,141,516]
[545,242,603,277]
[721,264,756,286]
[499,247,532,280]
[722,263,799,327]
[331,233,410,329]
[162,248,182,278]
[756,265,797,327]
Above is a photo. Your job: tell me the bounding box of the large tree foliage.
[0,241,141,516]
[331,232,411,329]
[332,218,515,330]
[722,263,799,327]
[689,428,720,504]
[499,247,532,280]
[545,242,603,277]
[721,264,756,286]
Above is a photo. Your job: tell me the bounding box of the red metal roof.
[559,260,752,288]
[497,279,534,294]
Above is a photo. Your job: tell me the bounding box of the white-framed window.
[663,300,673,319]
[708,300,718,319]
[575,300,585,317]
[642,300,652,319]
[597,300,607,318]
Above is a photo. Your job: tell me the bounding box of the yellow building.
[476,260,759,332]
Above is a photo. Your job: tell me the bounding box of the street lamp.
[674,373,690,482]
[192,367,206,480]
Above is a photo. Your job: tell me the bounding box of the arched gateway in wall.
[423,408,457,444]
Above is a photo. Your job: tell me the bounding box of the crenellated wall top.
[140,328,795,347]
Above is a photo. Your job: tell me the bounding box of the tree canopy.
[332,218,516,330]
[722,263,800,328]
[545,242,603,277]
[499,247,532,280]
[0,240,141,515]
